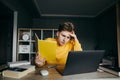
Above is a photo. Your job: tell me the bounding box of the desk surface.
[0,66,120,80]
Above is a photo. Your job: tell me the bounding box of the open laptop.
[56,50,105,75]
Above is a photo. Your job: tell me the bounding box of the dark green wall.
[95,5,117,58]
[95,4,118,67]
[0,1,13,64]
[17,11,33,28]
[1,0,33,28]
[0,0,33,64]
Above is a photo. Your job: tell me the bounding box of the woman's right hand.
[35,52,46,67]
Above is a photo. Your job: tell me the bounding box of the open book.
[35,33,57,64]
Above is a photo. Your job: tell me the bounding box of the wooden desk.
[0,66,120,80]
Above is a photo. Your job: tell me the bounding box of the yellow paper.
[35,33,57,64]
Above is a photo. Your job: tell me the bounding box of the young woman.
[35,22,82,67]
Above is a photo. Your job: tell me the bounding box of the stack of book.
[99,65,120,76]
[2,61,35,79]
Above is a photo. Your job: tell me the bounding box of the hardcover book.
[8,61,30,67]
[99,65,120,76]
[2,65,35,79]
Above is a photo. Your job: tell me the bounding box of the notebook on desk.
[56,50,105,76]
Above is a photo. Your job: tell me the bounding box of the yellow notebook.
[35,33,57,64]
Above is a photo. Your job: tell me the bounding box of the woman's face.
[56,31,72,46]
